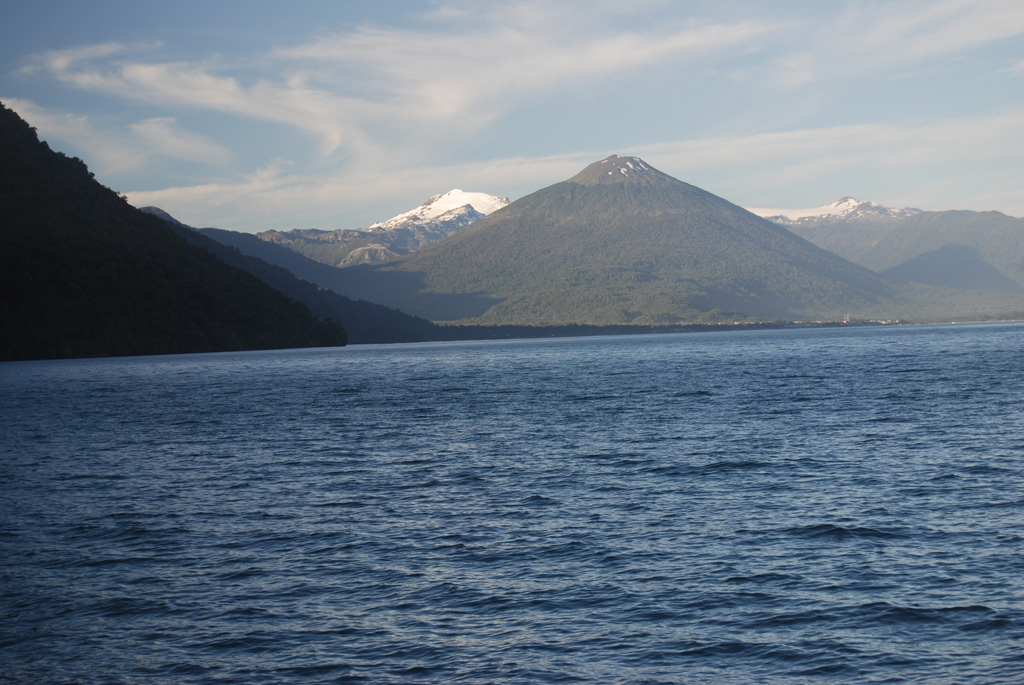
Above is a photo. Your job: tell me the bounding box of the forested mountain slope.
[0,102,347,361]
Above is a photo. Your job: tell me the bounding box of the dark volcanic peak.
[568,154,675,187]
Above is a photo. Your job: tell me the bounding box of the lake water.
[2,323,1023,683]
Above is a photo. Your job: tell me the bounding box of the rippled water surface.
[2,323,1024,683]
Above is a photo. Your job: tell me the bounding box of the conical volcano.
[334,155,896,324]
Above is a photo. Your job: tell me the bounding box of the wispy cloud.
[24,2,1022,168]
[635,110,1024,214]
[755,0,1024,88]
[25,43,374,156]
[25,7,779,164]
[129,117,232,165]
[19,42,130,75]
[999,59,1024,76]
[846,0,1024,63]
[277,15,775,120]
[4,98,235,174]
[638,111,1024,174]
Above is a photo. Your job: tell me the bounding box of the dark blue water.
[2,323,1023,683]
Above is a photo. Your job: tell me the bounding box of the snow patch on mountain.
[600,155,653,178]
[255,189,510,268]
[369,189,509,232]
[747,197,921,224]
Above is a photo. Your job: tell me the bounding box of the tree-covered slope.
[784,209,1024,293]
[860,211,1024,288]
[0,102,347,361]
[161,220,441,344]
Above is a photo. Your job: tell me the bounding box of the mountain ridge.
[748,197,921,224]
[756,200,1024,293]
[257,189,508,268]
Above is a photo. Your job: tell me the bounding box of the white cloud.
[638,111,1024,175]
[27,43,376,156]
[4,98,236,174]
[999,59,1024,76]
[632,110,1024,215]
[20,42,128,75]
[129,118,232,165]
[848,0,1024,63]
[752,0,1024,90]
[25,8,779,166]
[276,14,776,122]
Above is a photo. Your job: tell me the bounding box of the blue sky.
[3,0,1023,231]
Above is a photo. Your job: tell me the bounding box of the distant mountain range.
[748,197,922,225]
[323,155,1003,325]
[256,189,509,267]
[187,157,1024,327]
[750,198,1024,294]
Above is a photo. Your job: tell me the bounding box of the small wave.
[671,389,713,397]
[784,523,904,540]
[315,499,367,508]
[724,572,799,585]
[218,567,266,581]
[701,459,773,472]
[962,463,1011,474]
[840,601,1002,630]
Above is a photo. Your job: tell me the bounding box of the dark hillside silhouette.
[0,102,347,361]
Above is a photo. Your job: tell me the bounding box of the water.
[2,323,1023,683]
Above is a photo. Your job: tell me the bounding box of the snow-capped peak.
[369,189,509,231]
[747,197,921,223]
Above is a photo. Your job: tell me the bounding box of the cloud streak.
[27,44,375,156]
[846,0,1024,63]
[129,117,232,165]
[277,16,776,118]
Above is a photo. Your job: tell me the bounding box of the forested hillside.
[143,214,442,344]
[0,103,348,361]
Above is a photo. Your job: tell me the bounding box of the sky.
[2,0,1023,232]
